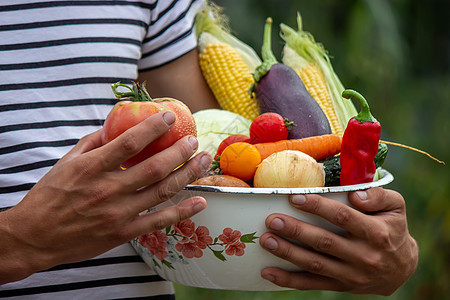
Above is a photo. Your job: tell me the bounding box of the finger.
[129,151,212,213]
[259,232,351,280]
[97,111,175,170]
[124,135,204,191]
[263,214,358,262]
[349,187,406,214]
[288,194,378,239]
[132,196,207,235]
[261,267,348,292]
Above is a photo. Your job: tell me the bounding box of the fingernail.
[269,218,284,231]
[263,237,278,251]
[192,199,206,213]
[356,190,368,201]
[291,194,306,205]
[262,273,275,282]
[163,111,176,125]
[200,154,212,170]
[188,136,198,150]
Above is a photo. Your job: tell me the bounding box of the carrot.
[253,134,342,161]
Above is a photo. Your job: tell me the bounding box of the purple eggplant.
[251,18,331,139]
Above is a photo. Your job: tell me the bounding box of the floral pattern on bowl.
[136,218,259,270]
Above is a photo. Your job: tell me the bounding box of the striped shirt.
[0,0,204,298]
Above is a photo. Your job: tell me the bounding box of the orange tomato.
[219,142,261,181]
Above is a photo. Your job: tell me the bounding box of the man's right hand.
[0,111,212,284]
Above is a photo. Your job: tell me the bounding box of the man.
[0,0,417,298]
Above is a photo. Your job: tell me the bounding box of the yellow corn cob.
[199,42,260,121]
[296,63,343,135]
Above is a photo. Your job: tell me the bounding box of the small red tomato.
[249,112,295,144]
[102,82,196,168]
[215,134,251,160]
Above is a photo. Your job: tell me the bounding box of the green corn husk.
[280,13,357,132]
[194,2,262,72]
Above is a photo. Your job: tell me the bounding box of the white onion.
[253,150,325,188]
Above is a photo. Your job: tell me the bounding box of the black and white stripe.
[0,0,204,298]
[0,245,175,299]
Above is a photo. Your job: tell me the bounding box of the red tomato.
[249,112,295,144]
[102,83,196,168]
[215,134,251,160]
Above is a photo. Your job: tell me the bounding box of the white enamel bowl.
[131,169,394,291]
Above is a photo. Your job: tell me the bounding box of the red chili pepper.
[340,89,381,186]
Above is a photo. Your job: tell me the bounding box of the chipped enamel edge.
[185,168,394,195]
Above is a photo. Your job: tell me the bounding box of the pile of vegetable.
[101,3,444,190]
[193,4,391,188]
[202,108,386,188]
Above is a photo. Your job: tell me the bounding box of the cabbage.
[194,109,251,156]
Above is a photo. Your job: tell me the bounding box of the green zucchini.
[322,143,388,186]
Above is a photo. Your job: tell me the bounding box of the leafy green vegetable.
[194,109,251,157]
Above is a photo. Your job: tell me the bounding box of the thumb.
[349,187,406,214]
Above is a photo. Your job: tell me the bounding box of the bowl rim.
[185,168,394,195]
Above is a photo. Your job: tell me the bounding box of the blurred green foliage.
[175,0,449,299]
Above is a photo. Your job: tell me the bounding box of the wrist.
[0,208,49,284]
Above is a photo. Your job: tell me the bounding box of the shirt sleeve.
[138,0,206,71]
